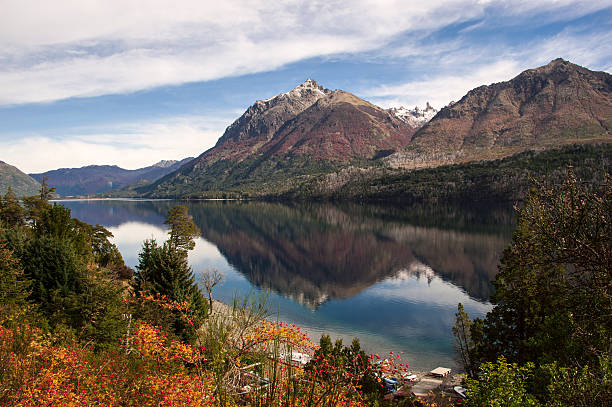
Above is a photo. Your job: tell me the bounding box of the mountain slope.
[31,158,193,196]
[388,58,612,168]
[0,160,40,197]
[139,80,416,197]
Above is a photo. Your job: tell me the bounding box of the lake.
[59,199,515,371]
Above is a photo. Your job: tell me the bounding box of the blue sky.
[1,0,611,173]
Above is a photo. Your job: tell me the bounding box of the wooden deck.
[410,376,444,397]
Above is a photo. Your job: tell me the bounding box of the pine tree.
[0,187,25,227]
[164,205,200,254]
[453,303,477,377]
[135,205,208,341]
[0,241,31,324]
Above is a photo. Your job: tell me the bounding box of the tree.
[453,303,477,377]
[0,241,31,324]
[466,169,611,402]
[464,357,540,407]
[473,170,611,367]
[164,205,200,254]
[39,176,56,201]
[0,187,25,228]
[135,238,207,341]
[201,268,223,315]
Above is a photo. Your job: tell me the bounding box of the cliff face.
[388,59,612,168]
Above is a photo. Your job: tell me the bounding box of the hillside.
[388,58,612,168]
[31,158,193,196]
[137,80,417,197]
[0,160,40,197]
[281,143,611,203]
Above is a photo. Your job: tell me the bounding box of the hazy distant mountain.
[0,160,40,197]
[30,158,193,196]
[388,58,612,168]
[138,79,416,197]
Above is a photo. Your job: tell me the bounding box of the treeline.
[129,154,339,199]
[280,143,612,203]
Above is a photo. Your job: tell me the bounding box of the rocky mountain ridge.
[139,79,417,197]
[130,59,609,199]
[387,58,611,168]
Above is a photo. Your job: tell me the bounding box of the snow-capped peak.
[151,159,178,168]
[261,79,330,103]
[388,102,437,128]
[287,78,328,98]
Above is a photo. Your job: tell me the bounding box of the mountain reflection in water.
[61,199,515,369]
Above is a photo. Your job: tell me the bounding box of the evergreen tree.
[453,303,477,377]
[135,239,207,341]
[0,241,31,325]
[0,187,25,228]
[164,205,200,253]
[135,206,207,341]
[39,176,56,201]
[21,234,85,328]
[471,170,611,368]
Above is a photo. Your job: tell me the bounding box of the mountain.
[30,158,193,196]
[388,58,612,168]
[0,160,41,197]
[388,102,438,128]
[138,59,610,200]
[137,79,417,197]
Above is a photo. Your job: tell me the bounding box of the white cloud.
[0,115,230,173]
[1,0,609,105]
[365,25,612,109]
[367,60,522,109]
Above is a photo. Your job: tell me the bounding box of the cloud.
[365,24,612,108]
[366,60,522,108]
[2,0,609,105]
[0,115,230,173]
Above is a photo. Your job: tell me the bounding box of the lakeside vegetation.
[1,169,610,406]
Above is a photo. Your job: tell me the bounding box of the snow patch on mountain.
[262,79,330,103]
[388,102,438,128]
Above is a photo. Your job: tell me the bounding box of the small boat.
[384,377,399,393]
[454,386,467,398]
[401,372,418,382]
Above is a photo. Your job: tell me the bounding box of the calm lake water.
[59,199,515,371]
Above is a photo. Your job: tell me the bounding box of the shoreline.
[207,299,464,390]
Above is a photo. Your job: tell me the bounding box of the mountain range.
[30,158,193,197]
[134,59,611,199]
[3,58,610,201]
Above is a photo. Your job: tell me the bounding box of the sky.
[1,0,611,173]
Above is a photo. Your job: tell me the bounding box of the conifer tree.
[164,205,200,253]
[135,206,208,341]
[0,187,25,227]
